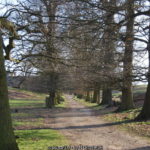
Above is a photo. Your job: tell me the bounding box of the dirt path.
[48,95,150,150]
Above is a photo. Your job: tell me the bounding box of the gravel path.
[49,95,150,150]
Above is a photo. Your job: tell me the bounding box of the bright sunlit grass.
[15,129,69,150]
[10,99,44,108]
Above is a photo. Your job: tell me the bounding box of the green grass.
[15,129,68,150]
[55,95,68,108]
[111,85,147,101]
[9,87,67,109]
[10,99,44,108]
[133,85,147,94]
[55,101,68,108]
[11,112,31,117]
[9,87,47,99]
[8,88,69,149]
[112,85,147,99]
[74,97,103,110]
[9,87,46,108]
[112,91,122,97]
[13,118,44,128]
[104,108,150,138]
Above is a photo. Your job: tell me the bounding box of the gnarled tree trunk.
[119,0,134,111]
[135,26,150,121]
[92,88,98,103]
[96,90,101,104]
[86,91,90,101]
[0,32,19,150]
[101,88,112,105]
[46,72,58,108]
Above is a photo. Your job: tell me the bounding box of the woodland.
[0,0,150,149]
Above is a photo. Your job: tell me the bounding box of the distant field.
[112,84,147,101]
[133,84,147,93]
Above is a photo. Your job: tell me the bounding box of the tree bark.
[50,91,56,106]
[101,0,117,102]
[92,88,98,103]
[135,26,150,121]
[90,91,93,102]
[46,71,58,108]
[86,91,90,101]
[119,0,134,111]
[136,82,150,121]
[46,90,56,108]
[96,90,101,104]
[101,88,112,105]
[0,32,19,149]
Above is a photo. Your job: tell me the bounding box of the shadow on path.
[50,120,133,130]
[130,146,150,150]
[16,120,133,131]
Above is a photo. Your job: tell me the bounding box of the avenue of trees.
[0,0,150,149]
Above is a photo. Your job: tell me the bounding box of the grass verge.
[74,96,103,110]
[55,95,68,108]
[104,108,150,138]
[9,88,69,149]
[74,95,150,139]
[15,129,68,150]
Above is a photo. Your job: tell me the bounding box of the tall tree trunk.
[46,90,56,108]
[90,91,93,102]
[0,32,19,150]
[101,88,112,105]
[135,26,150,121]
[119,0,134,111]
[96,90,101,104]
[101,0,117,101]
[46,72,57,108]
[50,90,56,106]
[86,91,90,101]
[44,1,58,108]
[92,88,98,103]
